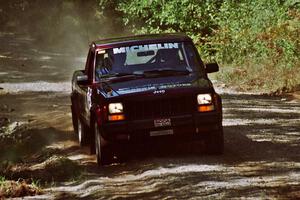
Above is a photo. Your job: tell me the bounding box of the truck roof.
[92,33,192,49]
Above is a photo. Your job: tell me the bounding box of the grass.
[0,156,83,198]
[1,156,83,183]
[0,176,5,187]
[216,61,300,94]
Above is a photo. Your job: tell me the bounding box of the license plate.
[154,118,171,127]
[150,129,174,137]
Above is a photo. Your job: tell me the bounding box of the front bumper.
[101,111,222,143]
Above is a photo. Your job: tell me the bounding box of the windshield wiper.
[99,72,145,83]
[100,72,144,78]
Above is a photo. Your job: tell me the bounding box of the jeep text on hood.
[70,33,223,166]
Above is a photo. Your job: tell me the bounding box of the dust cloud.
[0,0,125,55]
[0,1,126,84]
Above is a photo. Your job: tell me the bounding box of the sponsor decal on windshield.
[113,43,179,54]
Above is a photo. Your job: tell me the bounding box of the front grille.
[125,96,194,120]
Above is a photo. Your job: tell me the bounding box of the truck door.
[77,49,95,126]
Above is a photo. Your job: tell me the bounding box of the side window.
[185,43,205,73]
[95,52,113,81]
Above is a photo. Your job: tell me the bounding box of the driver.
[95,53,113,80]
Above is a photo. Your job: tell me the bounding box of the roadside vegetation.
[0,120,83,198]
[0,176,42,198]
[1,0,299,93]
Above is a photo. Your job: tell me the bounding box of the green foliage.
[212,0,300,91]
[29,178,41,189]
[118,0,220,41]
[0,176,5,186]
[212,0,298,63]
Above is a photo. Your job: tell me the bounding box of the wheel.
[71,105,78,134]
[205,128,224,155]
[77,118,89,146]
[89,116,96,155]
[95,122,112,166]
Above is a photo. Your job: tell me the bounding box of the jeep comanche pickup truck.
[71,33,223,165]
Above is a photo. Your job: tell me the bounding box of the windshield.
[95,42,204,80]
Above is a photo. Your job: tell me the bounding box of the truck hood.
[97,73,213,98]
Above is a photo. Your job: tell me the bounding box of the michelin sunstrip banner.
[113,43,179,54]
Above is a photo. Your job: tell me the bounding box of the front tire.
[77,118,89,146]
[95,122,112,166]
[71,105,78,134]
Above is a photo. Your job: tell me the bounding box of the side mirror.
[76,75,88,84]
[205,63,219,73]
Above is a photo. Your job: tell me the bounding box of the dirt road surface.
[0,33,300,199]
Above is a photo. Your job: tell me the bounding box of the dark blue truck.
[71,33,223,165]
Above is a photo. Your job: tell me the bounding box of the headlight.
[108,103,123,114]
[197,94,212,105]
